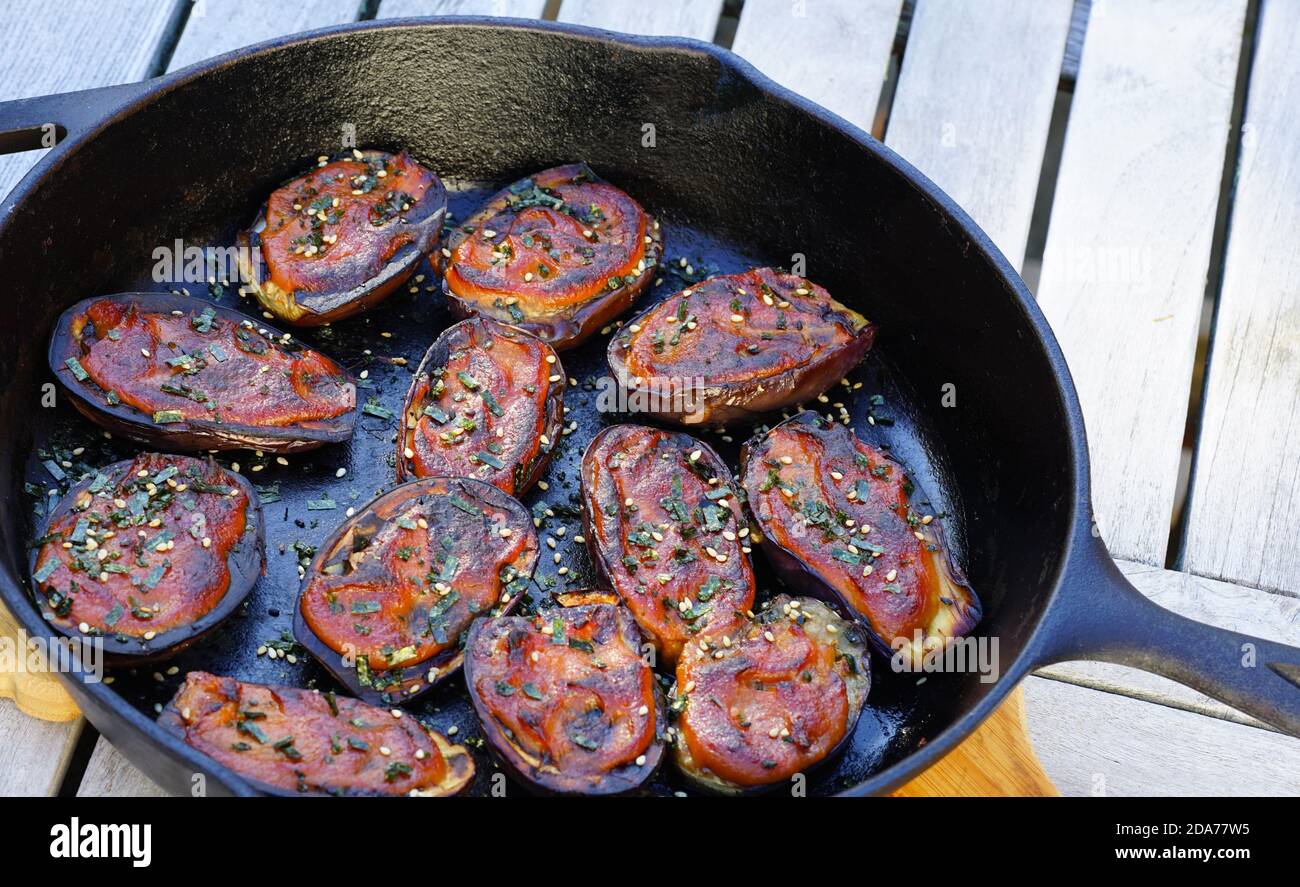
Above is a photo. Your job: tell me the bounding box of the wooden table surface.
[2,0,1298,797]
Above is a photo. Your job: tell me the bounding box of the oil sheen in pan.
[23,177,968,797]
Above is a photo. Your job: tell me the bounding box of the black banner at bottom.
[5,796,1281,871]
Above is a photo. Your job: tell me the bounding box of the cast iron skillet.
[0,17,1296,797]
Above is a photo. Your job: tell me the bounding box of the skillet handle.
[1035,532,1300,737]
[0,80,151,156]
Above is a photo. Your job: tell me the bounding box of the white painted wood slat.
[378,0,549,18]
[1024,676,1300,796]
[1034,0,1247,567]
[1182,2,1300,594]
[167,0,365,73]
[0,701,83,795]
[730,0,902,135]
[76,739,168,797]
[884,0,1072,268]
[557,0,723,41]
[0,0,182,200]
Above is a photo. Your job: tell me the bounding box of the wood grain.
[557,0,723,41]
[0,0,183,200]
[884,0,1072,269]
[167,0,364,72]
[1023,676,1300,796]
[1181,2,1300,594]
[76,737,168,797]
[0,698,84,795]
[730,0,902,134]
[1034,0,1247,566]
[377,0,549,18]
[894,686,1057,796]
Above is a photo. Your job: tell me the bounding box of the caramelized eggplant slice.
[740,412,980,665]
[159,671,473,796]
[50,292,355,452]
[608,268,875,426]
[29,453,263,662]
[296,477,538,705]
[441,163,662,349]
[397,316,564,495]
[237,149,446,326]
[465,599,666,795]
[581,425,755,667]
[671,595,870,794]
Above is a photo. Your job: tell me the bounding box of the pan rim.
[0,15,1092,797]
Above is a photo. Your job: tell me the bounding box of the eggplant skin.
[237,149,447,326]
[28,454,263,664]
[671,595,870,795]
[440,163,663,350]
[580,424,756,668]
[740,411,981,666]
[464,600,667,796]
[295,477,538,706]
[158,671,474,796]
[49,292,356,453]
[397,316,565,496]
[608,267,875,427]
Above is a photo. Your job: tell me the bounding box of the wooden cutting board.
[893,686,1058,796]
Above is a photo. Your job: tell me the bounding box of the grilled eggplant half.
[581,425,755,667]
[159,671,473,796]
[608,268,875,426]
[237,149,447,326]
[29,453,263,662]
[740,412,980,665]
[50,292,355,452]
[397,316,564,495]
[671,595,870,794]
[465,598,666,795]
[295,477,538,705]
[440,163,662,349]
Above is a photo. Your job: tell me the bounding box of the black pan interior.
[0,21,1077,795]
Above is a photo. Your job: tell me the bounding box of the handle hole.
[0,123,67,155]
